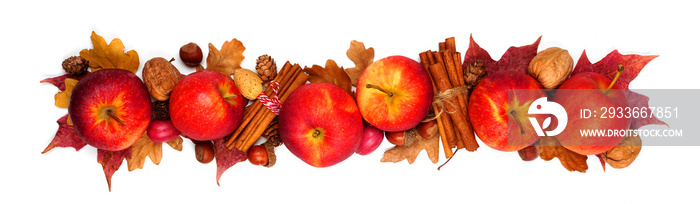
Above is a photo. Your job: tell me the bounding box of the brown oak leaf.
[539,137,588,173]
[205,38,246,76]
[166,137,184,151]
[42,114,86,154]
[214,138,247,185]
[79,31,139,73]
[304,59,353,96]
[381,129,440,164]
[344,40,374,86]
[126,133,184,171]
[98,148,131,191]
[126,133,162,171]
[53,78,78,108]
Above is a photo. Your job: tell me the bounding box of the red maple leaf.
[42,114,86,154]
[572,50,666,129]
[463,34,541,74]
[213,138,246,185]
[40,74,86,91]
[97,148,131,191]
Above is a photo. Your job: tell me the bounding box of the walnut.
[601,134,642,169]
[527,47,573,89]
[143,57,182,101]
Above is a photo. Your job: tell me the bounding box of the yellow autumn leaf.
[344,40,375,86]
[79,31,140,73]
[54,78,79,108]
[205,38,246,76]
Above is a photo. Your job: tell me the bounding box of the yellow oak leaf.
[381,129,440,164]
[344,40,374,86]
[205,38,246,76]
[79,31,140,73]
[54,78,78,108]
[303,59,353,96]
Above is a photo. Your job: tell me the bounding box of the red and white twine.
[257,80,282,115]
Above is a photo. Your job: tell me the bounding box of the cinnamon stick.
[428,63,479,151]
[226,62,296,149]
[237,72,309,152]
[432,52,463,148]
[419,52,454,158]
[440,51,468,118]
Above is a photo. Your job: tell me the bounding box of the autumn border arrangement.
[41,32,663,191]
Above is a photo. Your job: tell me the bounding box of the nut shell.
[601,134,642,169]
[233,68,263,100]
[527,47,573,89]
[143,57,182,101]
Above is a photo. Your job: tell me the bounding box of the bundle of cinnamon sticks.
[419,37,479,157]
[225,61,308,152]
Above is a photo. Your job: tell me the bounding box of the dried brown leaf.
[304,59,353,96]
[539,137,588,172]
[166,137,184,151]
[126,133,162,171]
[79,31,139,73]
[205,39,246,76]
[381,129,440,164]
[344,40,374,86]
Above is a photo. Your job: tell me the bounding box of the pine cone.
[62,56,88,75]
[152,100,170,120]
[262,119,282,147]
[464,60,487,90]
[255,55,277,83]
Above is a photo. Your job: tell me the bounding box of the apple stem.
[365,84,393,97]
[106,110,125,126]
[510,110,525,135]
[604,64,625,94]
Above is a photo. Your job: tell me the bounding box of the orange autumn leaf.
[79,31,139,73]
[304,59,353,96]
[539,137,588,173]
[126,133,183,171]
[205,38,246,76]
[54,78,78,108]
[344,40,374,86]
[381,129,440,164]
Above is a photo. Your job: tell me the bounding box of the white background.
[2,0,698,203]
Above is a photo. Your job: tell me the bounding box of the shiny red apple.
[279,83,364,167]
[68,69,152,151]
[169,70,244,141]
[554,72,631,155]
[468,71,546,152]
[356,55,433,132]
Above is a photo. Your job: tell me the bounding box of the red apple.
[169,70,245,141]
[68,69,152,151]
[279,83,364,167]
[147,119,181,143]
[356,55,433,132]
[468,71,546,152]
[355,124,384,155]
[554,72,630,155]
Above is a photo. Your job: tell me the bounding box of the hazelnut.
[179,42,203,67]
[416,120,437,139]
[247,145,269,166]
[143,57,182,101]
[194,140,215,164]
[527,47,574,89]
